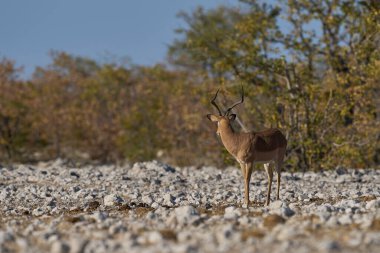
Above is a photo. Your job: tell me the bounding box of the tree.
[169,0,380,170]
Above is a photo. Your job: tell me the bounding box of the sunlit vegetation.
[0,0,379,170]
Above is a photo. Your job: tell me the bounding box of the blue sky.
[0,0,236,78]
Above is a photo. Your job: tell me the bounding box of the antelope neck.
[219,121,239,156]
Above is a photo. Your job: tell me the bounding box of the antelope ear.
[207,114,219,122]
[228,114,236,121]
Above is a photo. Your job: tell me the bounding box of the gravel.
[0,159,380,253]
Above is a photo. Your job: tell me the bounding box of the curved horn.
[225,86,244,115]
[210,89,223,116]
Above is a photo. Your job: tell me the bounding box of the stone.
[32,207,45,217]
[224,206,241,219]
[51,241,70,253]
[269,200,284,209]
[366,199,380,210]
[91,211,108,223]
[0,231,15,243]
[142,195,153,205]
[318,204,334,213]
[335,167,347,175]
[338,214,352,225]
[103,194,124,206]
[276,225,300,241]
[163,193,176,206]
[318,240,341,252]
[281,207,295,217]
[68,238,87,253]
[0,190,8,201]
[174,205,199,225]
[70,171,80,178]
[298,193,308,201]
[326,216,339,227]
[146,231,163,244]
[2,161,380,253]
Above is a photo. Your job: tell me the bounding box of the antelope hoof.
[242,203,248,209]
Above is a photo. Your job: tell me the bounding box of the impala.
[207,87,287,207]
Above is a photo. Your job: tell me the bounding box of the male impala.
[207,87,287,207]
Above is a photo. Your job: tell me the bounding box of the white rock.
[177,230,193,242]
[269,200,284,209]
[90,211,108,222]
[298,193,308,201]
[281,207,295,217]
[338,214,352,225]
[146,231,163,244]
[68,238,87,253]
[174,205,199,225]
[103,194,124,206]
[224,206,240,220]
[346,231,363,247]
[163,193,176,206]
[318,204,334,213]
[317,240,341,252]
[0,231,14,244]
[326,216,339,227]
[51,241,70,253]
[32,208,45,217]
[276,225,299,241]
[142,195,153,205]
[0,190,8,201]
[366,199,380,210]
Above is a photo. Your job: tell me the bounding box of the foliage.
[0,0,379,170]
[169,0,379,170]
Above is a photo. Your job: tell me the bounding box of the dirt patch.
[328,196,346,204]
[86,200,101,211]
[251,201,266,208]
[298,214,320,223]
[198,205,228,216]
[135,207,154,218]
[357,195,377,202]
[241,229,265,240]
[263,214,286,229]
[309,197,325,205]
[65,215,83,223]
[159,229,177,241]
[247,210,263,217]
[370,219,380,231]
[117,204,131,213]
[65,207,84,216]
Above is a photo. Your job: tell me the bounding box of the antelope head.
[206,87,244,135]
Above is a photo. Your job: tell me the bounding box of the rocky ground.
[0,160,380,253]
